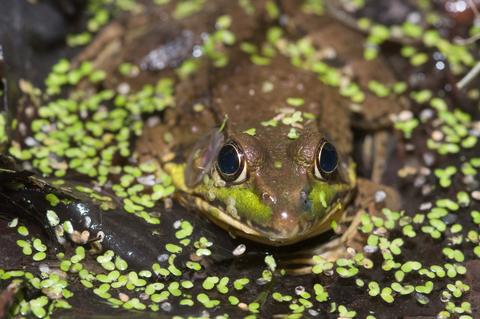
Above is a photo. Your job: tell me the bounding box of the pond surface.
[0,0,479,318]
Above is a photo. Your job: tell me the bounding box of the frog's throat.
[164,162,357,246]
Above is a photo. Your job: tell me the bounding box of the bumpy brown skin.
[211,54,353,153]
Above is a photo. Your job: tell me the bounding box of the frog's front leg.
[329,178,402,254]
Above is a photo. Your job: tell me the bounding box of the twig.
[454,33,480,45]
[457,61,480,90]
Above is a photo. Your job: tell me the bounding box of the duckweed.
[2,1,480,318]
[243,128,256,136]
[17,225,29,236]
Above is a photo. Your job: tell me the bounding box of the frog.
[129,1,405,261]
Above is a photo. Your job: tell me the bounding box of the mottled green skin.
[213,185,273,225]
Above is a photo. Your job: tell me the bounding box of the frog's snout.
[259,187,314,240]
[270,208,298,237]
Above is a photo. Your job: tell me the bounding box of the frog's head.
[180,127,356,246]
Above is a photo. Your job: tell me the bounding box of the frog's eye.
[216,142,248,183]
[314,141,338,179]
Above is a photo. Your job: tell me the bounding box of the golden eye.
[216,142,248,183]
[314,141,338,180]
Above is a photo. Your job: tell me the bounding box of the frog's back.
[210,54,353,153]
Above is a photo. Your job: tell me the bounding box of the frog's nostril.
[262,192,276,204]
[300,190,308,205]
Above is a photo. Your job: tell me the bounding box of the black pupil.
[319,142,337,173]
[218,144,240,176]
